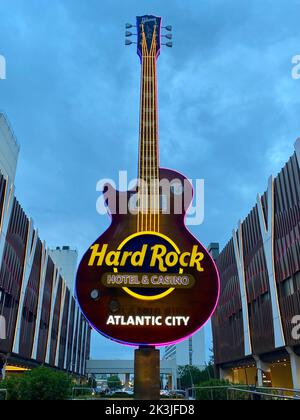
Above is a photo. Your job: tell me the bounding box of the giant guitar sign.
[76,15,220,347]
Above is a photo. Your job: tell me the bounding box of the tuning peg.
[163,34,173,40]
[125,39,137,46]
[163,25,173,32]
[126,23,136,29]
[163,42,173,48]
[126,31,133,37]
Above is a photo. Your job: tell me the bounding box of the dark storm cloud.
[1,0,300,359]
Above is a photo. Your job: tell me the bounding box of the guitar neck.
[136,21,161,233]
[138,54,159,185]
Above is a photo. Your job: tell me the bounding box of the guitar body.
[76,168,219,346]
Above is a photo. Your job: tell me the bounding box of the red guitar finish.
[76,16,220,346]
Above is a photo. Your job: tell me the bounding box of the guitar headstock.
[136,15,162,59]
[125,15,173,61]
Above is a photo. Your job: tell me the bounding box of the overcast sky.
[1,0,300,360]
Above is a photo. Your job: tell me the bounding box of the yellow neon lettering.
[190,246,204,271]
[150,245,168,272]
[88,244,108,266]
[131,245,147,267]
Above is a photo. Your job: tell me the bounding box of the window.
[252,300,258,315]
[282,277,294,298]
[248,304,252,319]
[294,271,300,291]
[261,292,270,304]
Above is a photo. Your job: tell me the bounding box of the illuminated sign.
[76,231,220,347]
[76,14,220,347]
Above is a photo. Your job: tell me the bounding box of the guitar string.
[152,27,160,232]
[149,26,156,232]
[143,28,149,232]
[152,32,158,232]
[139,29,147,232]
[148,32,153,231]
[155,53,160,233]
[137,32,144,232]
[144,28,150,232]
[146,37,150,232]
[149,31,154,232]
[144,45,147,232]
[137,36,142,232]
[138,25,160,233]
[154,32,160,232]
[149,27,159,232]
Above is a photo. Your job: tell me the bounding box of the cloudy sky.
[1,0,300,360]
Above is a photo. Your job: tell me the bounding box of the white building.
[0,113,19,184]
[0,112,90,376]
[164,329,206,369]
[49,246,78,294]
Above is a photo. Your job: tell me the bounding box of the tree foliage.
[107,375,122,390]
[2,367,72,400]
[88,376,97,389]
[195,379,230,400]
[178,364,215,389]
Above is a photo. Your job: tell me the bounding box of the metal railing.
[253,387,300,399]
[187,386,300,401]
[227,387,300,400]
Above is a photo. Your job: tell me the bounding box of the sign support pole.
[134,346,160,400]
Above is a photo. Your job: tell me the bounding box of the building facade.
[212,138,300,390]
[164,329,206,368]
[49,247,78,295]
[0,113,91,378]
